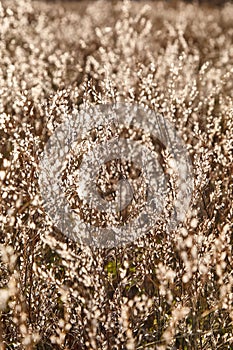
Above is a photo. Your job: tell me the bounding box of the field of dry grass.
[0,0,233,349]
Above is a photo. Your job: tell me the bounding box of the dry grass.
[0,0,233,349]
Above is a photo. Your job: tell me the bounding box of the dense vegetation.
[0,0,232,349]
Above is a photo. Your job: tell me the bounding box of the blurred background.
[35,0,233,6]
